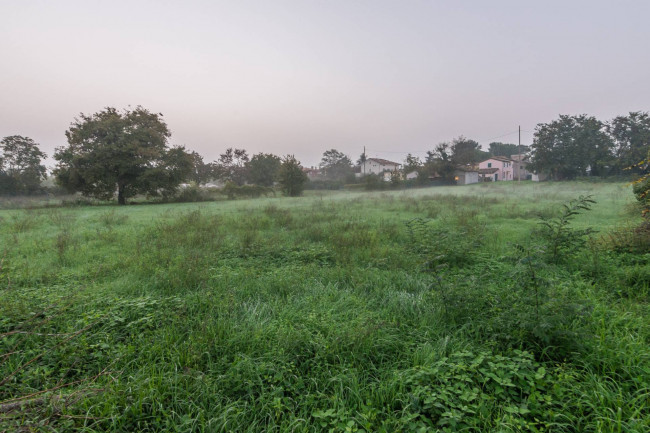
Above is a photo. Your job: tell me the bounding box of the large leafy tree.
[0,135,47,195]
[402,153,422,175]
[608,111,650,174]
[277,155,308,196]
[488,142,529,158]
[319,149,353,180]
[214,148,249,185]
[530,115,613,180]
[450,137,487,166]
[246,153,282,187]
[187,151,217,185]
[54,106,192,204]
[137,145,194,200]
[425,142,455,181]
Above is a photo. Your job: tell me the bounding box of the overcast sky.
[1,0,649,168]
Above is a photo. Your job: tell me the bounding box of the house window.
[520,166,523,170]
[487,163,492,168]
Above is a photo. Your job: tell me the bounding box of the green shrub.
[632,176,650,219]
[222,182,275,199]
[171,184,214,202]
[398,350,556,431]
[538,195,596,262]
[406,217,483,269]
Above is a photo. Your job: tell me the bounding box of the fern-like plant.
[538,195,596,262]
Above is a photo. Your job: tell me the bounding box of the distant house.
[453,166,479,185]
[478,156,514,181]
[360,158,401,176]
[382,169,402,182]
[510,154,534,181]
[404,170,419,180]
[302,167,322,181]
[478,167,499,182]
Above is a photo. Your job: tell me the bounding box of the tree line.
[316,112,649,184]
[530,112,650,180]
[1,107,648,203]
[1,107,308,203]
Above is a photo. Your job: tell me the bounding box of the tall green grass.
[1,182,648,431]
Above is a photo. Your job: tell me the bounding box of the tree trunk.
[117,184,126,205]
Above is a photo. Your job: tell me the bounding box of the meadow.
[1,181,648,432]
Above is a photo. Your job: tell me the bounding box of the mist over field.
[2,1,650,431]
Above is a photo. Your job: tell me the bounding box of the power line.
[364,128,533,156]
[481,129,520,142]
[365,148,428,154]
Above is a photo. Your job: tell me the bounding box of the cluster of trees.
[54,107,193,205]
[396,137,530,184]
[381,112,649,184]
[2,107,648,202]
[314,140,530,186]
[188,148,284,188]
[1,107,308,202]
[0,136,47,195]
[530,112,650,180]
[53,107,309,203]
[404,137,489,183]
[373,111,649,184]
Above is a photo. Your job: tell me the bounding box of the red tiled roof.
[485,156,513,163]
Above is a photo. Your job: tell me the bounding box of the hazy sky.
[2,1,649,168]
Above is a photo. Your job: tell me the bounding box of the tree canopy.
[319,149,353,180]
[187,151,217,185]
[246,153,282,187]
[402,153,422,175]
[214,148,249,186]
[422,138,484,182]
[0,135,47,195]
[54,106,192,204]
[608,111,650,174]
[450,137,487,166]
[488,142,529,158]
[277,155,308,196]
[530,115,613,180]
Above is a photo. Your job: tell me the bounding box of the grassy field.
[1,181,649,432]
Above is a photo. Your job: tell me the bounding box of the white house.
[360,158,401,176]
[453,167,479,185]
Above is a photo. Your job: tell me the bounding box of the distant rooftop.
[486,155,514,162]
[366,157,400,166]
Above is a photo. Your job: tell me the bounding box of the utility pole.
[518,125,521,182]
[363,146,366,175]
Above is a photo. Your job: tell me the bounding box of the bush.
[406,217,483,269]
[306,179,344,190]
[171,184,215,202]
[398,350,556,431]
[362,173,386,191]
[222,182,275,200]
[632,176,650,218]
[537,195,596,263]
